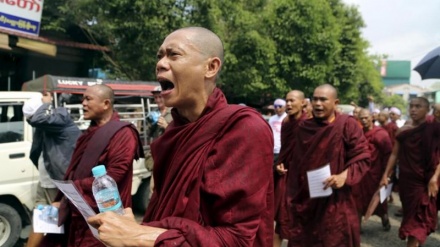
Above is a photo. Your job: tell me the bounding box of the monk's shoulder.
[230,107,271,131]
[396,125,412,135]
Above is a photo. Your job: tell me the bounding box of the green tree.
[40,0,385,107]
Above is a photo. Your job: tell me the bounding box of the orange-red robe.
[286,114,370,247]
[274,112,308,238]
[353,126,392,216]
[143,88,274,247]
[397,122,439,244]
[41,113,141,247]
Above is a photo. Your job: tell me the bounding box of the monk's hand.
[87,208,167,247]
[157,116,168,129]
[276,163,288,175]
[379,175,390,188]
[51,201,61,208]
[428,176,438,197]
[323,170,347,190]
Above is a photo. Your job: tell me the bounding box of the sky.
[342,0,440,87]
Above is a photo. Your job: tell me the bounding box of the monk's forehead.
[287,91,304,99]
[313,87,336,99]
[160,30,203,54]
[410,98,429,107]
[359,109,371,116]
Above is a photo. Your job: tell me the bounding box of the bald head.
[287,90,305,100]
[358,108,373,129]
[177,27,224,65]
[412,97,429,110]
[433,103,440,122]
[90,84,114,106]
[315,84,338,99]
[312,84,339,121]
[359,108,371,117]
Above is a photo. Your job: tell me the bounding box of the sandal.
[382,217,391,231]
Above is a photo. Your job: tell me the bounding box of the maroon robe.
[41,113,141,247]
[274,112,308,238]
[396,122,439,244]
[353,126,392,217]
[286,113,370,247]
[384,121,398,143]
[142,88,274,247]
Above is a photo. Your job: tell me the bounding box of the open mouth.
[159,80,175,91]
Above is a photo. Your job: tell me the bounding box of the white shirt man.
[268,99,287,162]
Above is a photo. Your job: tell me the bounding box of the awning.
[0,28,109,56]
[22,75,160,97]
[0,33,11,50]
[17,37,56,56]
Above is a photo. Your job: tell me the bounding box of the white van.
[0,75,159,246]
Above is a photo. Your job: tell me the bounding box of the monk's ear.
[301,99,306,109]
[205,57,221,80]
[334,98,340,106]
[103,99,111,110]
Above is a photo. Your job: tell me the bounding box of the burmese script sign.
[0,0,44,36]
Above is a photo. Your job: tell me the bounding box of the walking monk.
[273,90,308,247]
[88,27,274,247]
[286,84,370,247]
[380,97,440,247]
[353,109,392,230]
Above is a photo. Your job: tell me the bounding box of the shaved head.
[287,90,305,100]
[315,84,338,99]
[359,108,371,116]
[90,84,114,106]
[312,84,339,121]
[358,108,373,130]
[178,27,224,65]
[412,97,429,110]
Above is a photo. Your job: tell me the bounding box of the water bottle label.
[95,188,123,213]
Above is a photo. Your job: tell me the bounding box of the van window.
[0,102,24,144]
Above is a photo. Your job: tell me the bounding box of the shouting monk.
[41,85,144,247]
[286,84,370,247]
[273,90,308,246]
[352,109,392,230]
[380,97,440,247]
[88,27,274,247]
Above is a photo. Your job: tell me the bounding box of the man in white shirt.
[268,98,287,164]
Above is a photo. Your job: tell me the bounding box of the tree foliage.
[40,0,385,107]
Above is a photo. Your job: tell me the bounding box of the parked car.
[0,75,159,246]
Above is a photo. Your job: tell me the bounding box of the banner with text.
[0,0,44,36]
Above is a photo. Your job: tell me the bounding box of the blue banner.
[0,11,40,35]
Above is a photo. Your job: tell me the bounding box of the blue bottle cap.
[92,165,107,177]
[36,204,44,210]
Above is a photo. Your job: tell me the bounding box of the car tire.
[132,178,150,214]
[0,203,22,247]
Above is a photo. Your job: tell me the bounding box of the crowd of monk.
[272,88,440,247]
[28,27,439,247]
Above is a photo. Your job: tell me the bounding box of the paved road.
[279,192,440,247]
[17,192,440,247]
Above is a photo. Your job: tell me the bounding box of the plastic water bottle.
[37,204,58,224]
[92,165,124,215]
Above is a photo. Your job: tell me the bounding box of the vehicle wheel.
[132,178,150,214]
[0,203,22,247]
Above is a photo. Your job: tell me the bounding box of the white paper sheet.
[33,209,64,234]
[380,183,393,203]
[307,164,333,198]
[52,179,99,238]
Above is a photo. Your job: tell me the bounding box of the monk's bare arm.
[88,208,167,247]
[324,169,348,189]
[380,141,400,187]
[428,163,440,197]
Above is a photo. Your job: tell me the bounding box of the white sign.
[0,0,45,36]
[307,164,333,198]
